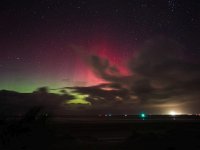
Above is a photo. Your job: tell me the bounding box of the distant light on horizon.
[169,110,182,116]
[140,112,146,119]
[169,111,176,116]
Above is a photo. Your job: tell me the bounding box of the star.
[168,0,176,12]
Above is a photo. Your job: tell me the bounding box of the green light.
[140,113,146,118]
[66,92,91,105]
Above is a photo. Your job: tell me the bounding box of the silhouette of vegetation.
[0,106,76,149]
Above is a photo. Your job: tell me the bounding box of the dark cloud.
[68,84,129,104]
[0,87,75,115]
[83,37,200,112]
[88,55,130,84]
[130,37,200,104]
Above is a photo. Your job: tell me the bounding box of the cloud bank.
[73,37,200,113]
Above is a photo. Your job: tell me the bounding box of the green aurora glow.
[67,93,91,105]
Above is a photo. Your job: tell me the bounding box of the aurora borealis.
[0,0,200,114]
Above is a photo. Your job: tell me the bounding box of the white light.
[169,111,177,116]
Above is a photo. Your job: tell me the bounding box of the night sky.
[0,0,200,114]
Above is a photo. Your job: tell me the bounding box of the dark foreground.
[1,116,200,150]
